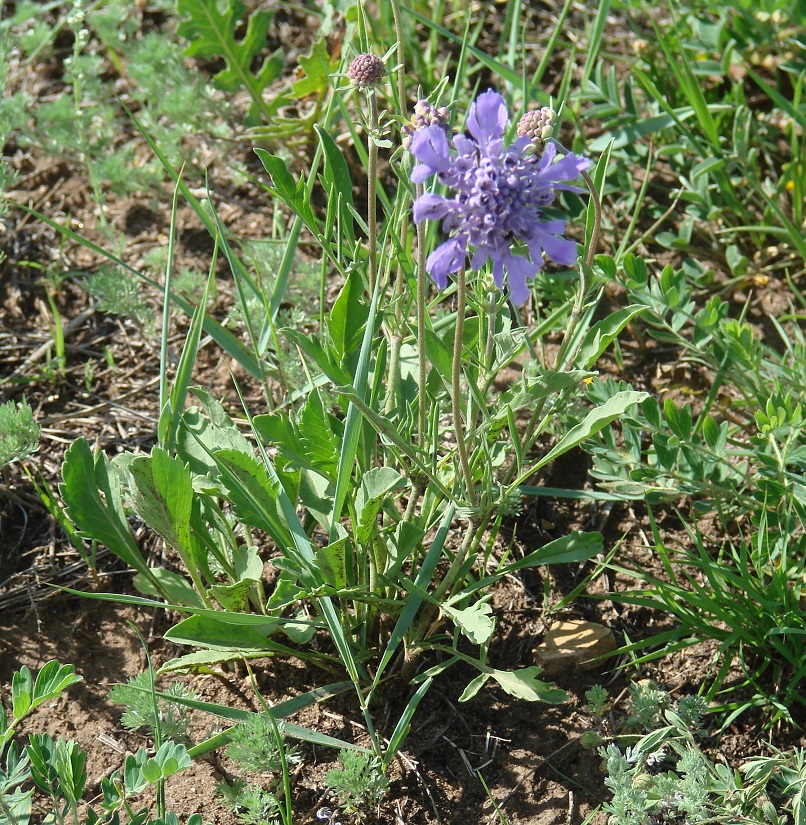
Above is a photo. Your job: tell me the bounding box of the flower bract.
[410,90,589,305]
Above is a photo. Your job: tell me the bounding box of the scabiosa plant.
[410,90,590,305]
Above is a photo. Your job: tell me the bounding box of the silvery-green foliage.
[0,399,40,469]
[225,716,301,775]
[601,684,794,825]
[108,673,198,743]
[217,779,282,825]
[324,750,389,818]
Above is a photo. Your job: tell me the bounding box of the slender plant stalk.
[367,91,380,293]
[416,185,428,447]
[390,0,407,113]
[383,0,412,421]
[502,161,603,483]
[408,512,491,656]
[452,265,477,508]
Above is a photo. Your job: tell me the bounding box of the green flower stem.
[484,289,497,376]
[416,184,428,447]
[452,265,477,508]
[503,165,602,482]
[389,0,407,114]
[408,513,490,654]
[367,91,380,294]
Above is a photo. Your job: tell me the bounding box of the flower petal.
[426,237,467,289]
[504,254,537,306]
[411,164,435,184]
[543,150,590,183]
[410,125,451,175]
[412,193,451,223]
[531,223,579,265]
[467,90,508,148]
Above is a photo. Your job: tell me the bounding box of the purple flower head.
[401,99,450,151]
[410,90,589,305]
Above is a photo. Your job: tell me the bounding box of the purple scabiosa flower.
[410,90,589,305]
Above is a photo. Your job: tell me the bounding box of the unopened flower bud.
[401,99,450,150]
[516,107,556,144]
[347,53,386,90]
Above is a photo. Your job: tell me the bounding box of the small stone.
[533,620,617,673]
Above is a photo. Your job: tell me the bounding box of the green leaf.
[327,270,369,364]
[664,398,693,440]
[208,580,254,611]
[533,391,649,470]
[292,37,336,98]
[499,531,603,573]
[31,662,83,709]
[176,390,252,482]
[576,305,645,369]
[383,520,425,579]
[442,601,495,645]
[458,672,490,703]
[382,677,433,770]
[488,667,567,703]
[0,786,31,825]
[120,682,369,754]
[354,467,407,544]
[372,505,456,692]
[11,667,33,719]
[282,328,353,387]
[281,616,317,645]
[423,328,454,389]
[254,149,318,227]
[298,469,334,529]
[165,615,279,651]
[499,370,592,411]
[299,390,342,479]
[125,743,191,794]
[0,398,40,467]
[315,537,349,589]
[128,448,200,576]
[212,448,293,550]
[177,0,283,124]
[159,266,214,452]
[233,543,263,582]
[60,440,158,590]
[159,649,257,674]
[316,124,355,247]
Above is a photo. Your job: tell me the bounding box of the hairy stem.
[502,160,602,485]
[452,266,477,508]
[389,0,407,113]
[416,184,428,447]
[367,92,379,293]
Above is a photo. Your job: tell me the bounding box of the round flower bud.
[516,107,556,144]
[401,99,450,150]
[347,53,386,90]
